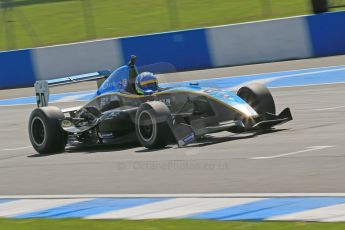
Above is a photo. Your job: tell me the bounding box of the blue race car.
[28,55,292,154]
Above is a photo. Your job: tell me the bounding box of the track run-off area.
[0,55,344,195]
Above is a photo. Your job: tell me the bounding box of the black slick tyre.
[237,83,276,115]
[28,106,66,154]
[135,101,172,149]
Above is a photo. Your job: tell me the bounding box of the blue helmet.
[135,72,158,95]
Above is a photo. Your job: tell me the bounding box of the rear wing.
[34,70,111,107]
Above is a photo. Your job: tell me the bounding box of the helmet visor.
[140,80,158,91]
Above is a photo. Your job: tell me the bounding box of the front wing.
[169,107,293,147]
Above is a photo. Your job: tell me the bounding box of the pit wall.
[1,11,344,89]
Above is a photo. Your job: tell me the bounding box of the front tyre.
[28,106,67,154]
[135,101,172,149]
[237,83,276,115]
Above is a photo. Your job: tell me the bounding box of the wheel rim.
[137,111,156,142]
[31,117,46,146]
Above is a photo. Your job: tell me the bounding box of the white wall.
[207,17,312,67]
[32,39,123,80]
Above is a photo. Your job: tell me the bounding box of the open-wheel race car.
[28,55,292,154]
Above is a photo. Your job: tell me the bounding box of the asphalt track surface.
[0,56,344,195]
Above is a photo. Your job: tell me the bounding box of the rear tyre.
[135,101,173,149]
[28,106,67,154]
[237,83,276,115]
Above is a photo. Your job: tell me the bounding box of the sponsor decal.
[159,98,171,106]
[122,79,128,88]
[182,132,195,144]
[100,97,110,107]
[61,120,72,128]
[110,111,120,117]
[99,132,113,139]
[110,95,119,101]
[202,89,218,94]
[222,93,230,99]
[102,81,117,89]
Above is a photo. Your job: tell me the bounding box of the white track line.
[250,146,333,160]
[229,67,345,90]
[3,194,345,199]
[54,92,94,103]
[173,65,345,85]
[313,105,345,111]
[1,146,32,151]
[269,81,345,89]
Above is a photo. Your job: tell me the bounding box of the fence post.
[1,0,16,50]
[81,0,96,39]
[311,0,328,14]
[260,0,272,17]
[166,0,180,29]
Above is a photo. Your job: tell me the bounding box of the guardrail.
[0,11,344,89]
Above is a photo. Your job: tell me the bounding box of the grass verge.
[1,218,345,230]
[0,0,311,50]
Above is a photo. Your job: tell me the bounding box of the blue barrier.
[307,11,345,56]
[1,11,345,89]
[120,29,212,71]
[206,17,312,67]
[0,49,35,89]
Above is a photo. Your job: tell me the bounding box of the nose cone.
[233,103,258,117]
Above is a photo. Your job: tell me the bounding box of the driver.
[127,55,159,95]
[135,72,159,95]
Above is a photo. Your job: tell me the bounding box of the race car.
[28,55,292,154]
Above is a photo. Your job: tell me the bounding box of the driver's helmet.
[135,72,158,95]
